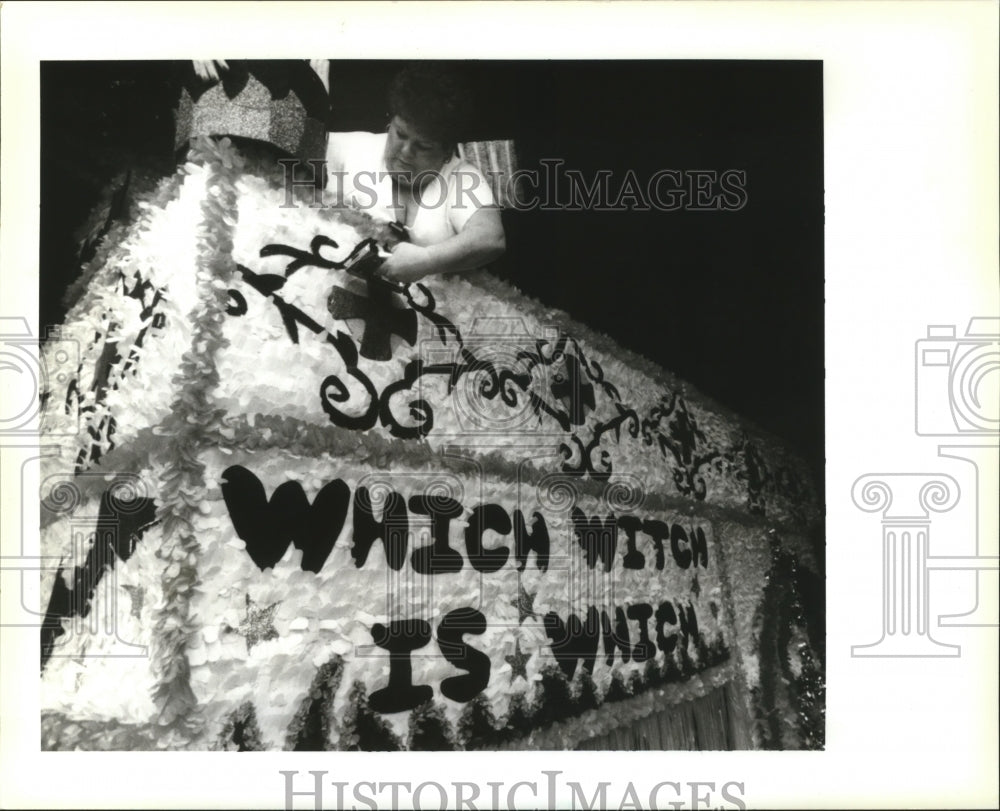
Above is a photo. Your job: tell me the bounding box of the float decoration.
[38,72,824,750]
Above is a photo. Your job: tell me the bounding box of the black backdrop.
[39,60,824,498]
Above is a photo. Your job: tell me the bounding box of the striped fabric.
[457,140,522,209]
[575,682,753,750]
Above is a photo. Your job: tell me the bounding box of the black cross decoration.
[327,279,418,361]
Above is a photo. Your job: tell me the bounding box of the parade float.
[38,65,824,751]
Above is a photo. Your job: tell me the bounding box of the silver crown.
[174,72,326,161]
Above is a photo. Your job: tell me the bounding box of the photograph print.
[36,58,824,752]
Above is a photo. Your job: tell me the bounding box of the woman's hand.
[379,242,434,284]
[378,208,505,284]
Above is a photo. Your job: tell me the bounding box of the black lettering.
[352,486,408,570]
[368,619,434,713]
[601,607,631,665]
[670,523,692,570]
[220,465,348,573]
[409,495,464,574]
[678,601,701,647]
[641,519,669,570]
[626,603,655,662]
[572,508,617,572]
[654,600,679,655]
[544,606,601,678]
[618,515,645,569]
[464,504,510,574]
[436,607,491,702]
[692,526,709,568]
[513,510,550,572]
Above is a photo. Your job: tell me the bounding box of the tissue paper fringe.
[40,135,823,751]
[147,136,242,740]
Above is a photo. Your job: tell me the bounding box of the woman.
[325,63,506,284]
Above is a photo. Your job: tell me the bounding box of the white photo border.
[2,2,997,809]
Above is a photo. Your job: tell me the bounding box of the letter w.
[544,606,601,678]
[221,465,349,573]
[571,508,618,571]
[352,486,409,570]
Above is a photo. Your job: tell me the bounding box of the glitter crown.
[174,61,329,161]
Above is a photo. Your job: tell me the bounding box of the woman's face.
[384,116,452,185]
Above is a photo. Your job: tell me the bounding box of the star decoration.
[505,638,531,682]
[691,571,701,599]
[509,581,538,624]
[122,584,144,619]
[225,593,280,654]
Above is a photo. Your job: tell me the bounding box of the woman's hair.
[387,62,473,149]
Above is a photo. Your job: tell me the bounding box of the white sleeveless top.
[324,131,496,247]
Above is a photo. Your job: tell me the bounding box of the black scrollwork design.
[74,272,166,474]
[726,433,770,515]
[518,333,621,409]
[403,283,462,346]
[231,260,381,431]
[377,359,434,439]
[721,432,810,519]
[226,289,248,317]
[259,235,346,276]
[558,403,640,479]
[228,234,654,479]
[641,392,720,500]
[319,329,380,432]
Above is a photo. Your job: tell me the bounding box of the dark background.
[40,60,824,495]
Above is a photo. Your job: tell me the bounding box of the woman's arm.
[379,206,506,284]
